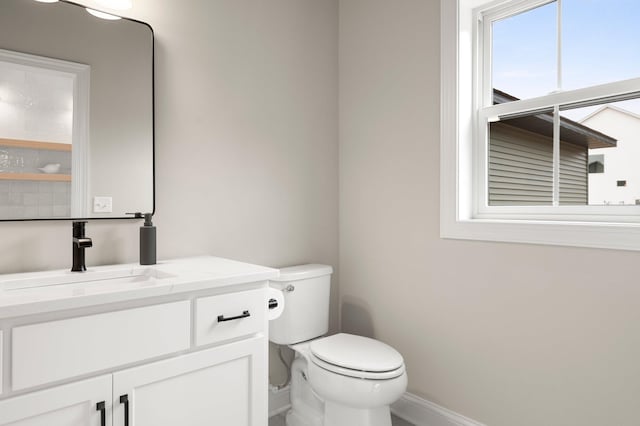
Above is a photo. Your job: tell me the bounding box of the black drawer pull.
[120,394,129,426]
[96,401,106,426]
[217,310,250,322]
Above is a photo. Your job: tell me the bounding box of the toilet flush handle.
[285,285,295,292]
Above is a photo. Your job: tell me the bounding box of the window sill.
[441,216,640,251]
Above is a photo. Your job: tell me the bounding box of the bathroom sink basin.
[0,267,175,292]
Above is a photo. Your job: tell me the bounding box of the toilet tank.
[269,264,333,345]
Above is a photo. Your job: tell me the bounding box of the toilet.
[270,265,407,426]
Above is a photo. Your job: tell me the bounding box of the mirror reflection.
[0,0,153,220]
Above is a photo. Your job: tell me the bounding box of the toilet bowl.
[269,265,407,426]
[292,334,407,426]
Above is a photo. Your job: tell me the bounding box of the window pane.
[492,2,557,102]
[560,100,640,205]
[488,111,555,206]
[562,0,640,90]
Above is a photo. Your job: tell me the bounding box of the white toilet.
[270,264,407,426]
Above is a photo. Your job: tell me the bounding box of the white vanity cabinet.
[0,257,277,426]
[0,336,264,426]
[113,336,265,426]
[0,375,112,426]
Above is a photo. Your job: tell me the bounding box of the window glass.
[557,123,588,206]
[492,2,557,102]
[562,0,640,90]
[488,111,556,206]
[561,100,640,206]
[588,155,604,174]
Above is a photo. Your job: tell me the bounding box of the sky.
[492,0,640,121]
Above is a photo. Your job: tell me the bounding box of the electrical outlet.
[93,196,113,213]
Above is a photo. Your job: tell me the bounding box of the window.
[588,155,604,174]
[441,0,640,250]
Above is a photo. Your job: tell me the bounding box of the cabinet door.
[113,336,267,426]
[0,375,111,426]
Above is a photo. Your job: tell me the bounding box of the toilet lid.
[309,333,404,373]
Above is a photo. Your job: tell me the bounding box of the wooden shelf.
[0,173,71,182]
[0,138,72,152]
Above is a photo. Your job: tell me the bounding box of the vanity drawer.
[12,301,191,391]
[196,288,266,346]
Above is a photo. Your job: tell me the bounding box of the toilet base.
[286,357,323,426]
[286,408,322,426]
[324,402,391,426]
[286,341,403,426]
[286,401,393,426]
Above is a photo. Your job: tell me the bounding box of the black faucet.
[71,221,93,272]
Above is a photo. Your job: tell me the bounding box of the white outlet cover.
[93,196,113,213]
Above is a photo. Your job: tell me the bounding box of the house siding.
[489,123,587,205]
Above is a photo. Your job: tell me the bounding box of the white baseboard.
[268,388,484,426]
[391,393,485,426]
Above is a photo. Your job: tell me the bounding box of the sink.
[0,267,175,292]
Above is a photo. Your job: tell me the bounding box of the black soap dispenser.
[140,213,156,265]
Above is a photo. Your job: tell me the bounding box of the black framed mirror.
[0,0,154,220]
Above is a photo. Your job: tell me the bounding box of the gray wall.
[0,0,339,385]
[339,1,640,425]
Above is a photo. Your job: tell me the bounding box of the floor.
[269,413,414,426]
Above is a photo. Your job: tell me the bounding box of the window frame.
[440,0,640,251]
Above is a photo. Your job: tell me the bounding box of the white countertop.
[0,256,279,319]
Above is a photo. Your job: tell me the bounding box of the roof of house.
[579,104,640,123]
[494,89,617,149]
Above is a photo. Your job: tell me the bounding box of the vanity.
[0,2,278,423]
[0,256,278,426]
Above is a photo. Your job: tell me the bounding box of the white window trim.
[440,0,640,251]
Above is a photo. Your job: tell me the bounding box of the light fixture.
[33,0,59,3]
[95,0,132,10]
[85,8,122,20]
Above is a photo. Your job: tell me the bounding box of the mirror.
[0,0,153,220]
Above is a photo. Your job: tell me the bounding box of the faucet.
[71,221,93,272]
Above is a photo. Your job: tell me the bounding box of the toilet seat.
[309,333,405,380]
[310,354,405,380]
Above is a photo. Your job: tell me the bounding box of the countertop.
[0,256,279,319]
